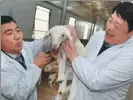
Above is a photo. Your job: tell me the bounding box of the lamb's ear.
[42,31,52,53]
[64,26,73,42]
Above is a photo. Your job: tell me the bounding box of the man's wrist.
[70,55,77,62]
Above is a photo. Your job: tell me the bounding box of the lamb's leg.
[58,76,67,94]
[56,82,71,100]
[57,50,67,82]
[56,50,68,99]
[61,84,71,100]
[58,61,72,98]
[67,74,78,100]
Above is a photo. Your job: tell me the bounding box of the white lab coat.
[71,31,133,100]
[1,36,51,100]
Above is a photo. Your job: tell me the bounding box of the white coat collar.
[2,51,14,63]
[2,50,23,63]
[7,53,21,59]
[96,34,133,55]
[2,50,27,73]
[93,35,133,62]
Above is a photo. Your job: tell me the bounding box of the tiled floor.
[37,72,58,100]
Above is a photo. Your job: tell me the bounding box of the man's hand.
[34,52,51,69]
[63,25,78,62]
[51,50,58,59]
[66,25,78,42]
[63,40,78,62]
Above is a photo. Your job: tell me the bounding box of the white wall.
[0,1,62,38]
[1,1,36,38]
[0,1,91,39]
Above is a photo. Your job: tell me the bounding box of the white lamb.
[46,25,87,100]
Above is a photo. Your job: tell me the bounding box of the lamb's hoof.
[58,88,66,94]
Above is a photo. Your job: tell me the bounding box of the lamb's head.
[47,25,72,50]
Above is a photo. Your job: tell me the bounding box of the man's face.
[1,21,23,55]
[105,11,131,45]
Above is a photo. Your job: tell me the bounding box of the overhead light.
[121,1,133,3]
[51,1,62,4]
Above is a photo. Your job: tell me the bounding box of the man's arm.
[72,51,133,92]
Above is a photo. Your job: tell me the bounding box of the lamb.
[45,25,87,100]
[44,60,73,88]
[44,60,58,73]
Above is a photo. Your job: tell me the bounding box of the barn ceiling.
[48,1,121,27]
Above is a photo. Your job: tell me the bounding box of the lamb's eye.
[62,34,65,37]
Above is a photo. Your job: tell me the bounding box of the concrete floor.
[37,72,58,100]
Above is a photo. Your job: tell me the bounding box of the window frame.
[68,16,76,27]
[32,4,51,39]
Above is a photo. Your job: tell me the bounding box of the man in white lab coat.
[64,2,133,100]
[1,16,52,100]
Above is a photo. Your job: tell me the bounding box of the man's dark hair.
[112,2,133,32]
[1,16,16,25]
